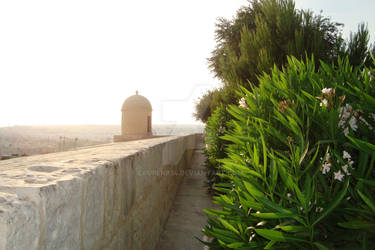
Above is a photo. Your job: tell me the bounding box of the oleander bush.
[204,105,232,194]
[202,56,375,249]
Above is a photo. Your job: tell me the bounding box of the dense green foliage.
[194,0,374,123]
[194,90,215,123]
[346,23,375,68]
[202,57,375,249]
[209,0,343,88]
[204,106,232,193]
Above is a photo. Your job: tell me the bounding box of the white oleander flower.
[320,99,328,107]
[342,165,351,175]
[339,104,352,120]
[322,162,331,174]
[324,152,331,162]
[338,119,346,128]
[315,207,324,213]
[343,150,351,160]
[239,97,248,108]
[349,116,358,131]
[334,170,345,181]
[339,104,355,135]
[322,88,333,94]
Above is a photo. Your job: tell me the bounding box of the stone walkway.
[157,146,216,250]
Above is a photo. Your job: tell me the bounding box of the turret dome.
[122,91,152,111]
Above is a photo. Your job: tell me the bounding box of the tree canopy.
[194,0,374,123]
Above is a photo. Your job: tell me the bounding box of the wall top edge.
[0,133,200,192]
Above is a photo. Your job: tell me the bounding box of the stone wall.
[0,134,200,250]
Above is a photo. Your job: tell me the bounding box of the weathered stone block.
[118,157,136,218]
[82,167,105,249]
[134,146,162,202]
[42,178,82,250]
[101,161,121,245]
[0,192,40,250]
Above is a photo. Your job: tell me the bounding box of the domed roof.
[122,91,152,111]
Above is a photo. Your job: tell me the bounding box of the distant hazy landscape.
[0,124,204,156]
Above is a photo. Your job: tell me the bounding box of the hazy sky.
[0,0,374,127]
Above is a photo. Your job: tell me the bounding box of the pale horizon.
[0,0,374,127]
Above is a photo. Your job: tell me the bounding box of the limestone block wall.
[0,134,199,250]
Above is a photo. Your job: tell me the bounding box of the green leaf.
[227,242,245,248]
[251,212,296,219]
[257,197,292,214]
[357,189,375,214]
[338,220,375,229]
[239,195,264,211]
[312,178,349,226]
[347,136,375,155]
[218,218,240,235]
[277,160,295,191]
[204,228,237,243]
[270,157,278,191]
[212,227,241,240]
[276,225,306,233]
[243,181,265,199]
[253,144,260,167]
[254,229,287,242]
[255,229,307,243]
[257,197,306,225]
[220,161,263,179]
[358,178,375,187]
[314,241,331,250]
[294,184,307,210]
[239,197,264,211]
[204,209,231,217]
[221,134,244,145]
[264,240,277,249]
[301,145,319,176]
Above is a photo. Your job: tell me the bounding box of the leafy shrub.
[194,90,215,123]
[202,57,375,249]
[204,105,232,193]
[209,0,345,88]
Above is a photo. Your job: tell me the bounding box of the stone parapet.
[0,134,200,250]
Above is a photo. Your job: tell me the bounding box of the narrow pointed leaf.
[312,179,349,226]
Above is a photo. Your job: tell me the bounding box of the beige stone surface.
[0,134,199,250]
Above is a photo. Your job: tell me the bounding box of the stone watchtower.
[114,91,153,142]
